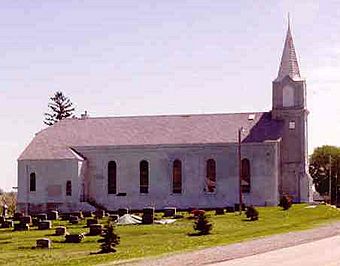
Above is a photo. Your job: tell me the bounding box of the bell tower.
[272,18,312,202]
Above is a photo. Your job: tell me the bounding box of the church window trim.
[66,180,72,196]
[108,161,117,194]
[29,172,36,192]
[140,160,149,194]
[205,159,216,193]
[241,158,251,193]
[172,159,182,194]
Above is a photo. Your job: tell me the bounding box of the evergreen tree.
[193,214,212,235]
[98,222,120,253]
[44,91,75,126]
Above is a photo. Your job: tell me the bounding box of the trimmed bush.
[193,214,212,235]
[279,194,293,210]
[97,222,120,253]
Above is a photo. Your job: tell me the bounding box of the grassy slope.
[1,204,340,266]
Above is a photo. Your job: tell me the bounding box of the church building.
[17,22,312,213]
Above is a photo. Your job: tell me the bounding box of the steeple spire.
[275,16,301,81]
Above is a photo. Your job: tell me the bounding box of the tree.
[193,214,212,235]
[309,145,340,204]
[44,91,75,126]
[97,222,120,253]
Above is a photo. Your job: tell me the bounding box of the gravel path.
[113,221,340,266]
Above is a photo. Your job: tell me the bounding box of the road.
[211,235,340,266]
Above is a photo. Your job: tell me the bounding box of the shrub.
[279,194,293,210]
[245,205,259,221]
[193,214,212,235]
[98,222,120,253]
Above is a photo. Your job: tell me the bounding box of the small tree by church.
[193,214,212,235]
[97,222,120,253]
[44,91,75,126]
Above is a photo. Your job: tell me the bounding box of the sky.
[0,1,339,191]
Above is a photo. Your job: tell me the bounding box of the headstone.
[164,207,176,217]
[83,211,93,218]
[225,206,235,213]
[142,207,154,224]
[109,214,119,222]
[36,213,48,221]
[47,211,58,220]
[32,217,40,227]
[94,210,105,219]
[215,208,225,215]
[60,213,71,221]
[65,233,84,243]
[70,211,83,219]
[13,212,23,221]
[20,215,32,224]
[36,238,51,249]
[2,220,13,228]
[118,208,128,217]
[69,215,79,224]
[234,203,246,212]
[14,223,29,231]
[38,220,52,230]
[89,224,103,236]
[86,218,98,227]
[55,226,67,236]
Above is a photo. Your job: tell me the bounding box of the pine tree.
[193,214,212,235]
[98,222,120,253]
[44,91,75,126]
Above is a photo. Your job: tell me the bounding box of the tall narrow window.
[206,159,216,192]
[29,172,36,192]
[108,161,117,194]
[241,158,251,193]
[66,180,72,196]
[140,160,149,193]
[173,159,182,194]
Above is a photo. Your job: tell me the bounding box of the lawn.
[1,204,340,266]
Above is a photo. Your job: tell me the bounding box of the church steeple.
[275,17,301,81]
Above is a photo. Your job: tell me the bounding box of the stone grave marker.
[36,238,51,249]
[142,207,154,224]
[65,233,84,243]
[164,207,176,217]
[88,224,103,236]
[38,220,52,230]
[55,226,67,236]
[215,208,225,215]
[47,211,58,220]
[86,218,98,227]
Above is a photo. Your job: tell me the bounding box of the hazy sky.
[1,1,339,191]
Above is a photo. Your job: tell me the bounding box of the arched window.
[29,172,36,192]
[108,161,117,194]
[66,180,72,196]
[241,158,251,193]
[206,159,216,192]
[173,159,182,194]
[140,160,149,193]
[283,85,294,107]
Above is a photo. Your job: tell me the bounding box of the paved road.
[212,234,340,266]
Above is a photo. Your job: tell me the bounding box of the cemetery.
[0,204,339,265]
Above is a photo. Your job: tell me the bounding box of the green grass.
[1,204,340,266]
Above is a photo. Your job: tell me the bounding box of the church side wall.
[77,142,280,210]
[17,159,83,213]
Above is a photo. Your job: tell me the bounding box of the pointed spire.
[275,16,302,81]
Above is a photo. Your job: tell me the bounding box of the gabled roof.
[275,19,302,82]
[18,112,283,160]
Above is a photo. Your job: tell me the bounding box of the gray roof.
[275,21,302,82]
[18,112,283,160]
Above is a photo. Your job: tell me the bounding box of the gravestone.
[215,208,225,215]
[118,208,128,217]
[109,214,119,222]
[13,212,23,221]
[86,218,98,227]
[142,207,154,224]
[89,224,103,236]
[225,206,235,213]
[60,213,71,221]
[14,223,29,231]
[83,211,93,218]
[69,215,79,224]
[1,220,13,228]
[38,220,52,230]
[94,210,105,219]
[65,233,84,243]
[36,238,51,249]
[32,217,40,227]
[47,211,58,220]
[20,215,32,224]
[163,207,176,217]
[70,211,83,219]
[36,213,48,221]
[55,226,67,236]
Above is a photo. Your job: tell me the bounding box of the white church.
[17,22,312,213]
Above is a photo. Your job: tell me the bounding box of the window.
[289,121,296,130]
[140,160,149,193]
[66,180,72,196]
[29,172,36,192]
[283,85,294,107]
[241,158,251,193]
[108,161,117,194]
[173,159,182,193]
[206,159,216,192]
